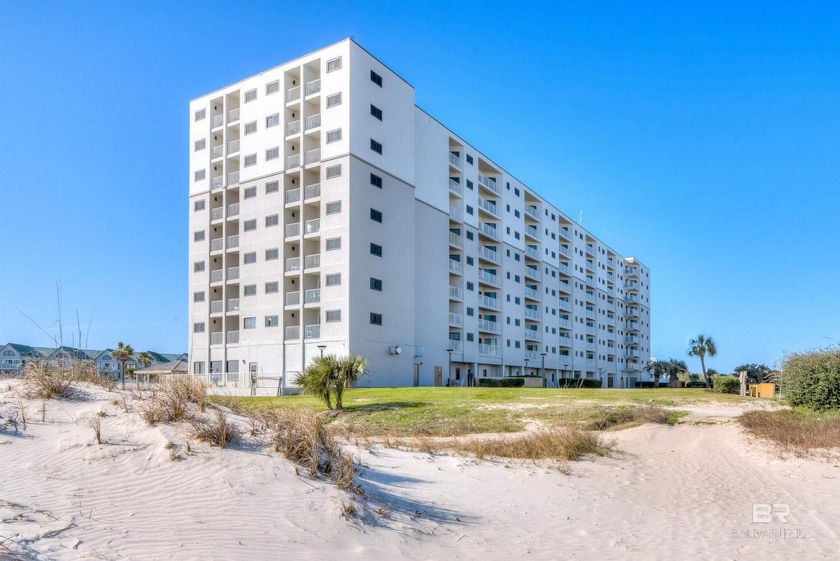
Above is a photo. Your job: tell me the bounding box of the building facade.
[187,39,652,390]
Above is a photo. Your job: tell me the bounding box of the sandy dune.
[1,382,838,560]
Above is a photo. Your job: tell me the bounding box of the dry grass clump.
[262,408,357,491]
[139,376,207,425]
[582,406,678,431]
[740,410,840,452]
[22,361,116,399]
[191,409,236,448]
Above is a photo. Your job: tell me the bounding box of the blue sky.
[1,1,838,371]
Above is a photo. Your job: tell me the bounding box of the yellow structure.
[748,383,775,398]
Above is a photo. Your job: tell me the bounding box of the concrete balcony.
[226,235,239,250]
[210,332,223,345]
[526,246,539,260]
[285,222,300,239]
[285,257,301,273]
[305,79,321,96]
[449,259,463,275]
[525,266,541,281]
[226,267,239,281]
[211,114,224,128]
[210,238,224,252]
[211,207,224,221]
[524,286,540,300]
[304,148,320,165]
[449,152,462,168]
[525,225,541,240]
[558,245,572,258]
[304,218,320,236]
[305,114,321,131]
[304,183,321,200]
[478,319,500,333]
[478,269,500,287]
[524,329,542,341]
[285,291,300,307]
[525,204,540,220]
[226,298,239,313]
[304,324,320,340]
[558,262,570,275]
[227,203,239,217]
[558,318,572,329]
[286,86,301,103]
[449,312,463,327]
[479,294,500,310]
[449,231,463,248]
[227,171,239,185]
[447,340,463,353]
[227,108,240,123]
[286,120,301,136]
[478,198,499,217]
[286,154,301,169]
[625,336,639,345]
[449,204,463,221]
[285,188,301,205]
[210,270,223,283]
[478,174,499,195]
[285,325,300,340]
[585,308,596,320]
[449,285,463,300]
[226,331,239,344]
[304,254,320,270]
[211,176,224,189]
[586,342,596,352]
[524,308,541,321]
[586,326,597,336]
[557,299,572,312]
[558,335,572,347]
[211,144,224,159]
[228,139,240,154]
[558,228,571,242]
[478,222,499,241]
[479,344,500,357]
[479,246,500,264]
[449,179,463,197]
[210,300,223,314]
[304,289,320,304]
[524,351,540,361]
[626,308,640,318]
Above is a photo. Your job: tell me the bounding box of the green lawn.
[213,387,750,437]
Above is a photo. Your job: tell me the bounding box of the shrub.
[139,376,207,425]
[478,378,525,388]
[297,354,368,410]
[191,409,235,448]
[557,378,603,389]
[740,409,840,450]
[583,406,678,430]
[685,381,707,388]
[712,375,741,394]
[22,361,116,399]
[456,429,611,460]
[782,347,840,410]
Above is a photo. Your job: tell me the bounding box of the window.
[244,121,257,135]
[466,205,474,215]
[326,93,342,107]
[325,164,342,178]
[194,169,206,182]
[265,248,279,260]
[466,333,474,342]
[244,317,257,329]
[244,154,257,167]
[193,291,205,302]
[193,200,205,211]
[370,139,383,154]
[466,256,474,266]
[265,315,279,327]
[265,281,278,294]
[266,80,279,95]
[326,201,342,214]
[193,230,205,242]
[466,231,473,240]
[193,322,205,333]
[243,219,257,231]
[326,237,341,251]
[370,70,383,87]
[266,113,279,128]
[243,252,257,264]
[325,273,341,286]
[193,361,205,374]
[466,179,474,190]
[266,147,279,161]
[466,154,474,165]
[194,109,206,121]
[466,307,474,317]
[370,208,383,223]
[244,89,257,102]
[370,104,383,121]
[244,186,257,199]
[370,243,382,257]
[370,173,382,188]
[193,261,205,272]
[326,128,342,143]
[265,214,279,227]
[243,284,257,296]
[265,180,279,194]
[370,277,383,291]
[326,310,341,322]
[194,139,206,151]
[466,282,474,291]
[370,313,383,326]
[326,57,342,72]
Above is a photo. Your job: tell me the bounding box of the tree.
[664,359,689,387]
[688,335,717,389]
[732,363,771,384]
[296,354,368,410]
[136,352,153,386]
[111,342,134,389]
[644,359,667,387]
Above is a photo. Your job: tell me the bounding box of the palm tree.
[111,342,134,389]
[688,335,717,389]
[136,352,153,386]
[644,359,667,387]
[333,355,368,410]
[296,354,369,410]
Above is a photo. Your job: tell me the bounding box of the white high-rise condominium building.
[188,39,651,390]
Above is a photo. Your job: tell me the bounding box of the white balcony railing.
[228,139,240,154]
[449,259,463,274]
[478,174,499,195]
[449,205,463,221]
[479,294,499,310]
[210,270,223,283]
[285,325,300,340]
[210,238,223,252]
[226,331,239,344]
[479,246,500,264]
[525,267,541,281]
[226,235,239,249]
[286,86,301,103]
[227,203,239,217]
[285,222,300,238]
[304,148,320,165]
[559,335,573,347]
[211,176,224,189]
[210,332,223,345]
[449,312,463,327]
[304,218,320,235]
[304,183,321,199]
[226,267,239,280]
[210,301,223,314]
[524,286,540,300]
[304,289,320,304]
[479,344,500,356]
[449,231,463,248]
[558,318,572,329]
[304,324,320,340]
[211,114,224,128]
[305,114,321,130]
[286,154,301,168]
[227,171,239,185]
[479,222,499,240]
[525,351,540,361]
[524,329,542,341]
[226,298,239,312]
[525,225,541,240]
[558,245,571,258]
[211,145,224,159]
[211,207,223,221]
[285,188,301,204]
[558,262,570,275]
[227,108,240,122]
[304,254,320,269]
[449,152,462,168]
[524,308,541,320]
[286,120,301,136]
[449,285,463,300]
[478,198,499,216]
[447,340,463,353]
[285,257,301,273]
[478,319,500,333]
[478,269,499,286]
[285,291,300,306]
[557,299,572,312]
[449,179,463,196]
[525,205,540,219]
[305,79,321,96]
[526,246,539,260]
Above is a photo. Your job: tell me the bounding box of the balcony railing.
[211,145,224,159]
[525,351,540,361]
[227,108,240,122]
[449,285,463,300]
[525,205,540,219]
[479,222,499,241]
[226,235,239,249]
[558,318,572,329]
[304,183,321,199]
[449,179,463,196]
[286,120,301,136]
[449,204,463,221]
[524,286,540,300]
[304,114,321,130]
[524,329,542,341]
[449,231,463,248]
[478,174,499,195]
[210,332,223,345]
[304,289,320,304]
[211,207,223,221]
[286,154,301,168]
[526,246,539,259]
[304,254,320,269]
[525,225,541,240]
[227,298,240,312]
[227,203,239,217]
[226,267,239,280]
[558,335,572,347]
[558,228,571,241]
[449,259,463,274]
[585,308,596,320]
[449,312,463,327]
[304,148,320,165]
[226,331,239,344]
[228,139,240,154]
[210,300,223,314]
[557,299,572,312]
[586,326,597,335]
[304,324,320,340]
[285,222,300,238]
[479,294,499,310]
[285,188,301,204]
[449,152,461,168]
[285,257,301,273]
[478,319,500,333]
[211,176,224,189]
[286,86,301,103]
[211,114,224,128]
[478,198,499,217]
[478,269,499,286]
[304,218,320,235]
[210,238,223,252]
[285,325,300,340]
[305,79,321,96]
[524,308,541,320]
[285,291,300,306]
[447,340,463,353]
[558,262,570,275]
[525,267,541,281]
[210,270,223,283]
[227,171,239,185]
[625,336,639,344]
[479,344,500,356]
[479,246,500,264]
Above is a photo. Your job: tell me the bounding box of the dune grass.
[740,408,840,452]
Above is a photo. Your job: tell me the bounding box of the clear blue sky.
[1,1,838,371]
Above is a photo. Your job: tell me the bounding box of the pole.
[540,352,547,388]
[447,349,453,387]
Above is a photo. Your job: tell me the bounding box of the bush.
[139,376,207,425]
[712,375,741,394]
[782,347,840,410]
[685,381,707,388]
[478,377,525,388]
[191,409,235,448]
[22,361,115,399]
[557,378,603,389]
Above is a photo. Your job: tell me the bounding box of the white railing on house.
[285,257,301,273]
[305,79,321,96]
[286,86,301,103]
[304,254,320,269]
[304,183,321,199]
[304,148,320,165]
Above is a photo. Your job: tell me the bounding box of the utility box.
[434,366,442,387]
[749,383,776,398]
